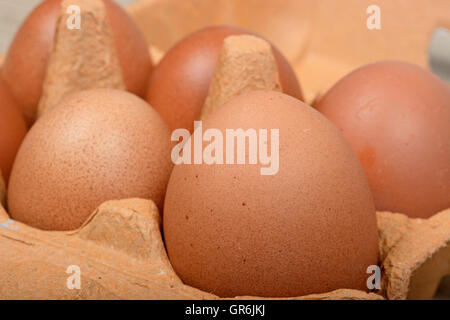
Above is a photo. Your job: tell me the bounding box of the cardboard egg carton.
[378,210,450,299]
[0,0,449,300]
[0,195,448,300]
[37,0,127,117]
[0,198,384,300]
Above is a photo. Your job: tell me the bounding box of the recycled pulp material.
[378,210,450,300]
[0,198,382,300]
[201,35,282,119]
[0,192,448,299]
[38,0,126,117]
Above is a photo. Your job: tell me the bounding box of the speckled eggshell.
[316,61,450,219]
[1,0,152,125]
[0,76,27,185]
[163,90,378,298]
[146,25,303,132]
[8,89,172,231]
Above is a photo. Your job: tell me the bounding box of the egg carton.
[0,0,449,300]
[0,194,448,300]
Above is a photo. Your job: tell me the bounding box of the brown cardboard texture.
[1,197,447,299]
[38,0,126,117]
[201,35,282,119]
[0,198,382,300]
[378,210,450,299]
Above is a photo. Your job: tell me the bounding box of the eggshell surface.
[8,89,172,231]
[316,61,450,218]
[0,76,27,184]
[103,0,153,97]
[2,0,152,125]
[1,0,60,125]
[146,25,303,132]
[163,90,378,298]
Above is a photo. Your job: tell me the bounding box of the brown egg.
[0,170,5,207]
[0,76,27,185]
[146,25,303,132]
[316,61,450,219]
[1,0,152,126]
[163,90,378,298]
[8,89,172,231]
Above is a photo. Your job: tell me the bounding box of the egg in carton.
[129,0,450,299]
[0,197,384,300]
[0,195,448,299]
[128,0,450,103]
[0,30,385,300]
[1,0,152,127]
[0,33,449,301]
[0,0,449,299]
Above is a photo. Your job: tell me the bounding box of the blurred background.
[0,0,137,52]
